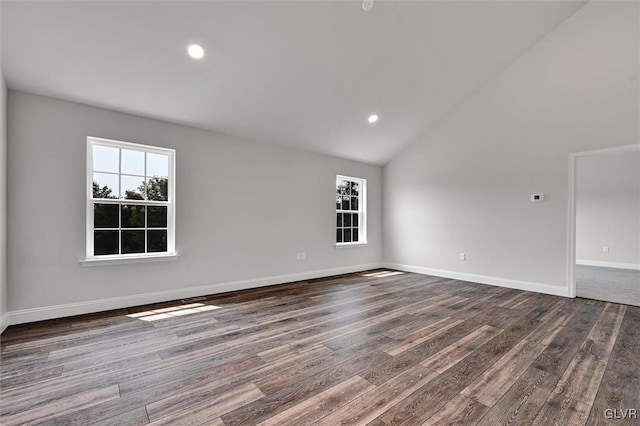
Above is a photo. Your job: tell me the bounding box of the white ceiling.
[1,1,585,165]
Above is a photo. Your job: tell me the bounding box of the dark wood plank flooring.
[1,270,639,425]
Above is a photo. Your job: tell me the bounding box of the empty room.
[0,0,639,425]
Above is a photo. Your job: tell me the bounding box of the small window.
[336,175,366,245]
[86,137,175,259]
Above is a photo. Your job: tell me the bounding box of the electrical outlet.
[603,246,609,253]
[296,252,306,260]
[459,253,466,261]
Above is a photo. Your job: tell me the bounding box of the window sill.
[80,253,179,267]
[335,242,368,249]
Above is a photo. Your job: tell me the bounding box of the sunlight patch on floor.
[126,303,220,321]
[362,270,405,278]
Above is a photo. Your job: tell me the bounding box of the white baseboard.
[0,312,8,335]
[382,262,570,298]
[6,263,383,327]
[576,259,640,271]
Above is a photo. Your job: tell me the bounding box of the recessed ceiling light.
[368,114,379,124]
[187,44,205,59]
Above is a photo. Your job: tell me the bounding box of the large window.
[86,137,175,259]
[336,175,366,245]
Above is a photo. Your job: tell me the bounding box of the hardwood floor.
[1,270,639,425]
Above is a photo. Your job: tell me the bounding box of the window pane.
[353,213,359,227]
[94,230,119,255]
[147,153,169,177]
[336,228,342,243]
[342,180,350,196]
[93,145,119,173]
[93,173,119,198]
[121,149,145,176]
[342,198,350,210]
[94,204,119,228]
[122,205,145,228]
[122,175,145,200]
[351,181,359,197]
[122,230,145,254]
[344,213,351,227]
[148,230,167,252]
[336,213,342,227]
[148,206,167,228]
[344,228,352,243]
[353,228,359,242]
[336,195,341,210]
[351,196,358,211]
[146,177,168,201]
[336,179,343,196]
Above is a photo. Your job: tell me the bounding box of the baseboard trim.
[382,262,570,298]
[6,263,383,327]
[0,312,8,335]
[576,259,640,271]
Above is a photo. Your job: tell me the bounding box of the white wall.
[576,150,640,269]
[6,91,382,322]
[383,1,639,295]
[0,1,8,331]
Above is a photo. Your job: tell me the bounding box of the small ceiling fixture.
[368,114,379,124]
[362,0,375,12]
[187,44,205,59]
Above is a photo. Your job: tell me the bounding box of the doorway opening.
[568,144,640,305]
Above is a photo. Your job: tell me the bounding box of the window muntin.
[87,137,175,259]
[336,175,366,245]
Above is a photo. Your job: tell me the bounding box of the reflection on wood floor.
[1,270,639,425]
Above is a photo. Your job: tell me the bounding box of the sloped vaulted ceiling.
[1,1,586,164]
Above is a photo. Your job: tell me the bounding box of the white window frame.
[82,137,177,265]
[336,175,367,247]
